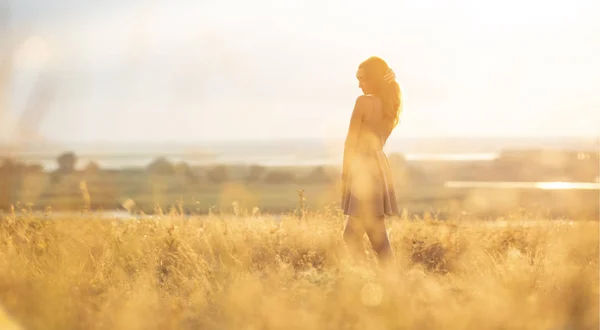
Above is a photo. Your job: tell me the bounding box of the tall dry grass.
[0,211,598,330]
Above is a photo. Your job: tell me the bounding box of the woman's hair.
[359,56,402,130]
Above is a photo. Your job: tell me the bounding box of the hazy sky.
[2,0,599,143]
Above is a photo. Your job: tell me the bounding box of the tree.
[207,165,228,183]
[302,166,333,184]
[146,157,175,175]
[264,170,296,184]
[246,164,267,182]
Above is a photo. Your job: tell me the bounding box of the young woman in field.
[341,56,402,265]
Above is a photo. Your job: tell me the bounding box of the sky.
[1,0,599,144]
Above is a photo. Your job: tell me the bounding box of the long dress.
[341,101,399,218]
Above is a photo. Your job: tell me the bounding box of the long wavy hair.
[358,56,402,130]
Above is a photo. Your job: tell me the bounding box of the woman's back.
[355,96,393,153]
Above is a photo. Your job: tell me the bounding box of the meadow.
[4,156,598,218]
[0,209,598,330]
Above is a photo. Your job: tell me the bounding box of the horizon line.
[2,135,599,146]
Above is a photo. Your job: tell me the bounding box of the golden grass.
[0,211,598,330]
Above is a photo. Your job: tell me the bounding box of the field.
[6,162,599,217]
[0,211,598,330]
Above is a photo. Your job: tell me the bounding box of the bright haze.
[3,0,599,144]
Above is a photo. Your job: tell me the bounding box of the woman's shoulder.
[357,94,383,109]
[353,95,375,115]
[355,94,377,106]
[357,94,375,100]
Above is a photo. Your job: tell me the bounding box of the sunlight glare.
[535,182,600,190]
[14,36,51,71]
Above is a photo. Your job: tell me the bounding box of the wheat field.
[0,210,598,330]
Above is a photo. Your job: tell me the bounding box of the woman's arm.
[342,96,369,179]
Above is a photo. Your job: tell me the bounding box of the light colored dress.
[341,97,399,218]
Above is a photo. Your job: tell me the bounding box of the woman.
[341,56,402,265]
